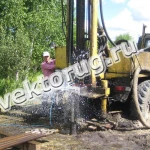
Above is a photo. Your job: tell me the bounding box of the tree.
[108,33,133,48]
[0,0,67,78]
[0,0,67,94]
[114,33,133,43]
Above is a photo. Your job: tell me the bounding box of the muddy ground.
[39,129,150,150]
[0,104,150,150]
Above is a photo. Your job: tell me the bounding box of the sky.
[101,0,150,43]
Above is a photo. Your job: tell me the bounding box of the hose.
[99,0,116,47]
[133,66,150,128]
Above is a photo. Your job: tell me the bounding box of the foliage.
[0,0,67,95]
[107,41,113,49]
[114,33,133,43]
[107,33,133,48]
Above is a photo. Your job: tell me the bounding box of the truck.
[55,0,150,132]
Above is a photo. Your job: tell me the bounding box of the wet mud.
[0,96,150,150]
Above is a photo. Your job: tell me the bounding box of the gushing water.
[9,84,81,131]
[6,48,92,132]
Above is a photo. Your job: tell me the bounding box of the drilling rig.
[55,0,150,132]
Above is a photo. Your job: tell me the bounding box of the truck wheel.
[133,67,150,128]
[137,80,150,120]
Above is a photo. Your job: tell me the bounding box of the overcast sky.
[101,0,150,43]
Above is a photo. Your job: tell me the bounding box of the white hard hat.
[43,51,50,57]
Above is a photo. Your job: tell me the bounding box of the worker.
[41,51,55,104]
[41,51,55,77]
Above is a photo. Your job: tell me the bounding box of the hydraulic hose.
[99,0,116,47]
[133,66,150,128]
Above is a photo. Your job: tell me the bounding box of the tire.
[130,80,150,121]
[137,80,150,120]
[133,67,150,128]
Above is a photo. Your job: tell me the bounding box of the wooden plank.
[0,133,46,150]
[0,129,59,150]
[17,141,41,150]
[27,141,41,150]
